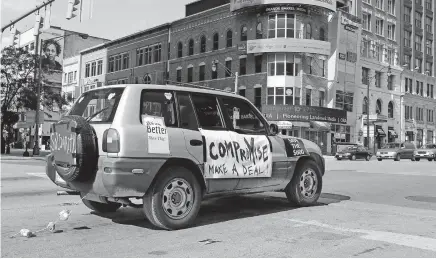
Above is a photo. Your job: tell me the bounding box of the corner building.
[169,0,347,155]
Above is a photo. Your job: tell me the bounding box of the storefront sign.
[344,24,358,32]
[341,15,360,28]
[247,38,331,56]
[264,5,308,13]
[339,53,346,60]
[237,43,247,52]
[263,105,347,124]
[231,0,337,12]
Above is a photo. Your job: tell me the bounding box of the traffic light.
[66,0,81,20]
[11,27,20,47]
[33,14,42,36]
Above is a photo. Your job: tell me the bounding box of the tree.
[1,46,67,153]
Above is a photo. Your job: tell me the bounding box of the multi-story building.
[62,55,80,108]
[399,0,436,146]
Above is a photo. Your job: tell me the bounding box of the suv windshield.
[69,87,125,123]
[382,143,400,149]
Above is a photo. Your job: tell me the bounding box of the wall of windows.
[108,52,129,73]
[267,86,301,105]
[85,59,104,78]
[335,90,354,112]
[267,53,301,76]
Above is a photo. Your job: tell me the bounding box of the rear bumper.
[46,154,166,198]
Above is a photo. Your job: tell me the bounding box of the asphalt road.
[1,156,436,257]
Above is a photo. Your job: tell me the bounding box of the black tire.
[377,158,382,161]
[143,166,202,230]
[394,154,401,161]
[428,158,433,161]
[51,115,98,182]
[337,158,342,161]
[285,160,322,207]
[80,194,121,213]
[415,158,420,161]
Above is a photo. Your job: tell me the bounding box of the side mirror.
[269,123,279,135]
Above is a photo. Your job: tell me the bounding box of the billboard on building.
[230,0,336,12]
[40,29,65,87]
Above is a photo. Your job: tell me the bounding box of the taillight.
[103,128,120,153]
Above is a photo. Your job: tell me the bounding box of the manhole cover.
[405,196,436,203]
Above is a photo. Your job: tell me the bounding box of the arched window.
[177,42,183,58]
[388,101,394,118]
[306,23,312,39]
[376,99,382,114]
[226,30,233,48]
[363,97,368,114]
[319,28,326,41]
[213,33,219,50]
[188,39,194,56]
[200,36,206,53]
[256,22,263,39]
[241,25,248,41]
[143,74,152,84]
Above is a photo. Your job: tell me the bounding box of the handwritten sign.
[200,129,272,179]
[142,115,170,154]
[284,137,309,157]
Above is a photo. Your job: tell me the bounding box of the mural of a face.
[45,43,57,61]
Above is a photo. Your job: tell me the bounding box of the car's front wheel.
[415,158,421,161]
[143,166,202,230]
[394,154,401,161]
[428,158,433,161]
[285,160,322,207]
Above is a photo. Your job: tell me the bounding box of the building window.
[319,91,325,107]
[363,13,371,31]
[362,67,370,85]
[268,14,304,38]
[122,53,129,69]
[416,107,424,121]
[375,71,381,88]
[376,0,383,9]
[335,90,354,112]
[306,23,312,39]
[255,55,262,73]
[225,60,232,77]
[91,61,96,76]
[416,0,422,5]
[177,42,183,58]
[361,40,371,58]
[416,58,422,72]
[375,43,382,61]
[388,75,394,90]
[188,39,194,56]
[426,0,432,9]
[376,99,382,114]
[267,86,300,105]
[404,30,412,47]
[213,33,219,50]
[256,22,263,39]
[415,12,422,28]
[254,88,262,109]
[74,71,77,81]
[239,89,246,97]
[176,69,181,82]
[405,77,413,93]
[387,24,395,40]
[428,110,434,122]
[211,66,218,79]
[239,57,246,75]
[405,105,413,120]
[153,44,162,63]
[426,16,433,33]
[199,64,205,81]
[305,88,312,106]
[268,53,301,76]
[115,55,121,71]
[387,48,394,65]
[362,97,368,114]
[404,54,412,69]
[415,35,423,52]
[137,48,144,66]
[426,62,433,76]
[226,30,233,48]
[68,72,73,84]
[187,67,193,82]
[388,101,394,118]
[85,63,90,77]
[143,74,152,84]
[331,124,351,143]
[429,84,434,98]
[405,6,412,24]
[109,52,129,72]
[417,80,424,95]
[388,0,395,14]
[376,19,384,35]
[319,27,326,41]
[97,60,102,75]
[426,40,433,55]
[64,73,67,83]
[200,36,206,53]
[240,26,248,41]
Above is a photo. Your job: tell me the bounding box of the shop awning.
[310,121,331,131]
[376,128,386,137]
[388,129,398,138]
[291,121,311,128]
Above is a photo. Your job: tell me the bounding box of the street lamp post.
[211,60,238,94]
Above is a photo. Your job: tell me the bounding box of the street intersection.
[1,156,436,257]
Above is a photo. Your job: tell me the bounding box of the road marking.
[281,218,436,252]
[327,170,436,177]
[27,173,49,179]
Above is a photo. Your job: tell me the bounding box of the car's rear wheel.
[80,193,121,213]
[143,166,202,230]
[428,158,433,161]
[377,158,382,161]
[285,160,322,207]
[394,154,401,161]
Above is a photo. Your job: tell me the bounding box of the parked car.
[46,84,326,230]
[335,146,372,161]
[413,144,436,161]
[376,142,417,161]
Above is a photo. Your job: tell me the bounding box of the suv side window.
[220,97,266,134]
[177,92,198,130]
[191,94,225,129]
[140,90,177,127]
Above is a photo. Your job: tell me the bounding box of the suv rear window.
[69,87,125,123]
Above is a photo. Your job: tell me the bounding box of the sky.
[1,0,193,47]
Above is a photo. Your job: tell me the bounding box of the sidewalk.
[0,148,50,161]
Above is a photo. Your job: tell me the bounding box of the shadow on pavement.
[90,192,350,230]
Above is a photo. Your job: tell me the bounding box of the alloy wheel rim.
[299,169,318,199]
[162,178,194,220]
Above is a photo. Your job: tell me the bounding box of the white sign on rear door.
[142,115,170,154]
[200,129,272,179]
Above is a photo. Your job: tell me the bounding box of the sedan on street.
[335,146,372,161]
[413,144,436,161]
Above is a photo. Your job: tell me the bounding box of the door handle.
[190,139,203,146]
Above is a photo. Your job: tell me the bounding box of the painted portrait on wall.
[41,39,62,72]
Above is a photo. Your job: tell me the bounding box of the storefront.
[263,105,347,155]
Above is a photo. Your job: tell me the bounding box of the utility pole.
[33,38,43,155]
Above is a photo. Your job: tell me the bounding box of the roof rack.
[165,80,236,94]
